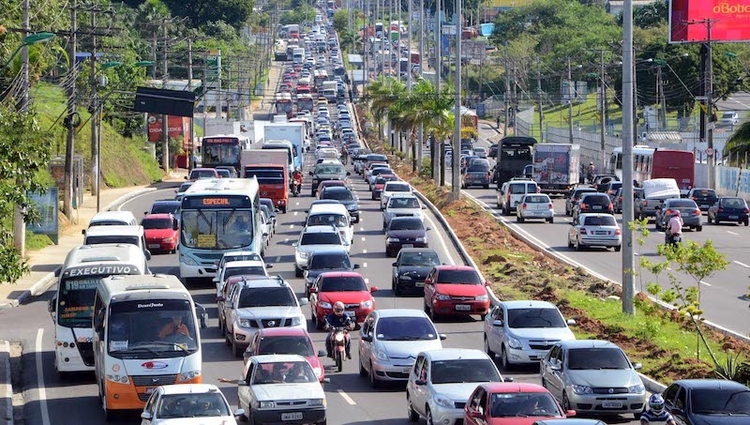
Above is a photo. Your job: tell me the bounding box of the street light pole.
[451,0,462,199]
[14,0,30,256]
[161,18,169,172]
[64,0,78,220]
[621,0,636,315]
[91,11,99,199]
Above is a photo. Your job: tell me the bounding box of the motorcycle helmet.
[648,394,665,415]
[333,301,345,315]
[673,210,681,217]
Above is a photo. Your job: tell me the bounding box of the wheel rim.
[426,408,433,425]
[563,393,571,411]
[369,362,376,385]
[501,347,508,368]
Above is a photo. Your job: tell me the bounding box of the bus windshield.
[180,209,254,250]
[107,299,198,358]
[57,277,100,328]
[203,141,241,167]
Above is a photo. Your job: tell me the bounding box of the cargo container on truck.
[322,80,338,102]
[262,123,305,170]
[532,143,580,194]
[241,150,290,213]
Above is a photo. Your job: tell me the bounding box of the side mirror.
[426,226,432,231]
[469,410,483,419]
[81,229,86,235]
[671,408,685,416]
[392,262,398,267]
[140,412,152,420]
[415,379,426,386]
[503,376,514,382]
[184,176,188,180]
[144,211,149,216]
[144,250,152,261]
[234,409,245,417]
[298,297,309,306]
[346,171,351,176]
[212,277,219,283]
[322,378,331,383]
[439,334,447,340]
[424,279,433,285]
[485,281,491,286]
[370,286,378,293]
[550,364,562,371]
[353,264,360,269]
[421,205,426,209]
[309,171,314,176]
[566,318,576,325]
[265,264,273,268]
[195,303,209,329]
[173,221,179,231]
[318,350,326,357]
[361,334,373,342]
[633,362,642,370]
[48,297,56,313]
[566,409,576,417]
[292,242,298,247]
[237,380,248,386]
[493,319,504,327]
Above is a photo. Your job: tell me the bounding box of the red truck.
[241,150,289,213]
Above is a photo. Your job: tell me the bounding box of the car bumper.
[370,358,415,381]
[395,275,427,294]
[463,178,489,187]
[431,299,490,316]
[386,241,428,255]
[519,210,554,219]
[716,213,749,222]
[579,236,622,247]
[567,392,646,415]
[681,216,702,227]
[505,346,550,364]
[146,240,176,253]
[251,407,326,424]
[428,403,464,425]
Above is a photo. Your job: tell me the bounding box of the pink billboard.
[669,0,750,43]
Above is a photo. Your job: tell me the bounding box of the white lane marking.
[359,227,365,232]
[289,224,295,230]
[734,261,750,268]
[275,256,281,263]
[666,267,672,271]
[284,238,289,244]
[294,211,298,216]
[360,236,366,242]
[36,328,51,425]
[700,281,712,286]
[424,214,457,265]
[362,249,368,254]
[362,262,368,268]
[727,231,739,236]
[365,278,370,285]
[338,389,356,405]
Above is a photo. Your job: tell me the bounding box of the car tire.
[295,266,302,278]
[615,245,622,252]
[547,217,554,224]
[224,327,232,347]
[504,207,510,216]
[745,218,749,226]
[655,220,661,231]
[359,357,367,377]
[394,282,402,297]
[425,407,435,425]
[516,215,523,223]
[697,225,703,232]
[500,346,512,371]
[715,218,721,225]
[406,395,419,422]
[567,237,573,248]
[369,361,380,388]
[232,338,243,358]
[574,239,581,251]
[484,184,489,189]
[562,392,572,412]
[484,336,495,359]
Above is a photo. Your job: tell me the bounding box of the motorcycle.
[291,177,302,197]
[328,327,350,372]
[665,231,682,246]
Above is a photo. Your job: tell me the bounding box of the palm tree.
[724,122,750,166]
[339,29,362,55]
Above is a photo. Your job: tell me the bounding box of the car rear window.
[509,184,528,194]
[723,198,747,208]
[583,216,616,226]
[668,200,698,208]
[301,232,342,245]
[582,194,611,205]
[524,195,549,203]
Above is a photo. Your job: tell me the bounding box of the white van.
[305,203,353,244]
[82,225,151,260]
[498,178,540,216]
[88,210,137,227]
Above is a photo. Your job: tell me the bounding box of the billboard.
[147,114,189,147]
[669,0,750,43]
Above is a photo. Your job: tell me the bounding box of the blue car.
[662,379,750,424]
[707,197,749,226]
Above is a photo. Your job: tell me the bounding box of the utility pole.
[503,56,510,138]
[451,0,462,199]
[434,0,442,185]
[621,0,636,316]
[658,64,667,131]
[161,18,169,171]
[417,0,424,173]
[537,58,543,142]
[187,38,195,172]
[14,0,30,255]
[705,20,715,189]
[151,32,158,79]
[567,57,574,144]
[599,50,606,169]
[63,0,78,219]
[90,10,99,199]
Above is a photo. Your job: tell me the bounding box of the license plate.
[701,205,708,209]
[402,367,412,374]
[415,281,425,287]
[455,304,471,311]
[729,215,739,219]
[592,205,602,210]
[345,311,355,317]
[595,231,607,235]
[402,244,414,248]
[281,412,304,421]
[148,244,161,249]
[601,401,623,409]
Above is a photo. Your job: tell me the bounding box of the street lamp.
[0,32,55,72]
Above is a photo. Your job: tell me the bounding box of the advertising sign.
[669,0,750,43]
[147,114,189,144]
[26,187,59,244]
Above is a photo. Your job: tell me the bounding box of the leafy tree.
[0,105,52,284]
[724,122,750,161]
[332,10,349,35]
[280,5,316,25]
[162,0,253,29]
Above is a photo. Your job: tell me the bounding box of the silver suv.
[497,179,539,215]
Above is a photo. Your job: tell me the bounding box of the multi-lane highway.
[2,154,644,424]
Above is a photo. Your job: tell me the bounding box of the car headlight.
[178,369,201,382]
[435,293,451,301]
[347,204,356,211]
[507,337,523,349]
[374,348,389,361]
[415,236,426,242]
[475,294,488,301]
[361,300,373,308]
[105,374,129,384]
[319,301,332,309]
[309,399,325,407]
[161,237,175,243]
[258,401,275,409]
[434,394,455,408]
[572,385,593,395]
[181,255,199,266]
[291,316,303,326]
[387,237,400,243]
[297,251,310,260]
[628,384,645,393]
[239,319,253,328]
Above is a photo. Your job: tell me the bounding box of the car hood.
[566,369,641,388]
[396,265,432,277]
[252,382,325,401]
[144,229,175,239]
[320,291,372,304]
[506,327,576,341]
[377,339,442,359]
[687,414,750,425]
[385,208,423,216]
[339,200,358,210]
[154,417,234,424]
[236,306,302,319]
[387,229,427,239]
[306,267,352,281]
[434,283,486,297]
[484,415,564,425]
[432,383,487,403]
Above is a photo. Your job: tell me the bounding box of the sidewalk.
[0,169,188,310]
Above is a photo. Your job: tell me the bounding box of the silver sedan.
[567,213,621,251]
[517,194,555,223]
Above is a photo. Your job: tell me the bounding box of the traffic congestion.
[7,4,750,425]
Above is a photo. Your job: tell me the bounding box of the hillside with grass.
[33,83,163,189]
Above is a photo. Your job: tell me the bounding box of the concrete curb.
[6,187,157,308]
[1,340,12,425]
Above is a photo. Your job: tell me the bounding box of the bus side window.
[93,293,105,336]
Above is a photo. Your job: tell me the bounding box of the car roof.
[500,300,558,310]
[374,308,431,318]
[577,213,617,220]
[152,199,180,205]
[388,193,418,199]
[671,379,750,390]
[434,264,475,271]
[302,225,339,234]
[318,271,364,279]
[258,327,311,338]
[309,246,349,255]
[384,181,408,187]
[252,354,307,364]
[160,383,224,395]
[91,211,136,221]
[421,348,490,361]
[237,276,291,289]
[573,187,597,192]
[480,382,549,393]
[580,192,610,198]
[558,340,619,349]
[142,213,174,220]
[225,260,266,268]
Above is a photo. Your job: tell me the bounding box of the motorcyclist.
[586,162,596,183]
[640,394,676,424]
[324,301,354,359]
[341,146,349,165]
[291,168,303,194]
[666,210,683,244]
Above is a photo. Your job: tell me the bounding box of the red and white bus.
[609,146,695,193]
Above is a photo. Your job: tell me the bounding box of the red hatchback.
[464,383,573,425]
[423,265,490,320]
[141,213,179,254]
[309,272,378,329]
[243,328,327,382]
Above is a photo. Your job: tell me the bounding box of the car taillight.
[581,203,587,209]
[665,209,673,215]
[608,204,613,211]
[615,229,622,235]
[691,196,696,201]
[522,203,527,209]
[693,209,701,215]
[642,200,648,206]
[579,228,587,234]
[745,208,750,214]
[548,203,554,209]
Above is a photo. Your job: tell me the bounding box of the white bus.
[92,274,205,418]
[178,178,262,282]
[48,244,150,375]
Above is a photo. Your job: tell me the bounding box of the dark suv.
[572,193,614,221]
[319,186,360,223]
[565,187,597,216]
[687,188,718,212]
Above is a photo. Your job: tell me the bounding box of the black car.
[303,247,360,297]
[708,197,750,226]
[662,379,750,425]
[384,217,430,257]
[687,188,718,212]
[319,186,360,223]
[145,199,180,216]
[391,248,441,296]
[488,143,498,158]
[565,187,597,216]
[572,193,614,221]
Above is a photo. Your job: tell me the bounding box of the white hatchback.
[140,384,243,425]
[516,193,555,223]
[380,181,412,210]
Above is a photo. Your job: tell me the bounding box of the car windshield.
[323,189,354,201]
[320,276,367,292]
[151,203,179,214]
[253,361,317,384]
[389,197,420,209]
[225,267,266,279]
[437,269,481,284]
[524,195,550,203]
[157,393,230,419]
[375,317,437,341]
[310,253,351,269]
[177,183,193,193]
[509,184,530,194]
[490,392,563,418]
[389,218,424,231]
[190,170,217,179]
[306,214,349,227]
[258,336,314,356]
[398,251,440,266]
[430,359,501,384]
[85,235,140,246]
[386,183,410,192]
[573,189,596,198]
[507,308,566,328]
[315,165,345,174]
[467,164,490,173]
[300,232,341,245]
[142,218,173,229]
[567,347,631,370]
[690,388,750,415]
[582,216,617,226]
[238,287,297,308]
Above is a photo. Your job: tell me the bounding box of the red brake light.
[642,200,648,206]
[522,203,527,209]
[691,196,696,201]
[694,209,701,215]
[581,203,587,209]
[615,229,622,235]
[549,203,554,209]
[745,208,750,214]
[665,209,673,215]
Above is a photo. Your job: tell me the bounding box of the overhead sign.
[669,0,750,43]
[134,87,195,117]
